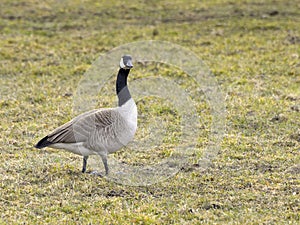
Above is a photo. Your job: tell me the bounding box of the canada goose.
[35,55,137,175]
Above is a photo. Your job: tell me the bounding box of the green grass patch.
[0,0,299,224]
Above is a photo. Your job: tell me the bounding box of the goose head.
[120,55,133,69]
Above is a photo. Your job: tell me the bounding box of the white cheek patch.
[120,58,125,68]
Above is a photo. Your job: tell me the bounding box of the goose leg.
[101,154,109,175]
[82,156,89,173]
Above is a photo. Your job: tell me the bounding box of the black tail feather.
[35,136,53,149]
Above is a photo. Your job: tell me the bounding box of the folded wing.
[35,108,118,148]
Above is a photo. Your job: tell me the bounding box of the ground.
[0,0,299,224]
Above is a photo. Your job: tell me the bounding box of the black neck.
[116,68,131,106]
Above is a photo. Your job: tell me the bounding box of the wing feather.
[46,108,118,144]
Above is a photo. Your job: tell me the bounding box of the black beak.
[126,60,133,69]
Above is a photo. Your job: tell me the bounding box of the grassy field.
[0,0,299,224]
